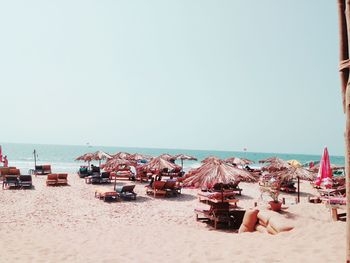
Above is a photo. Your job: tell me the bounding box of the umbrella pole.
[297,177,300,204]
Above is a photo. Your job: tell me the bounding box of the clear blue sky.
[0,0,344,155]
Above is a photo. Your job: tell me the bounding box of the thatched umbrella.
[259,157,291,172]
[201,156,221,164]
[112,152,131,160]
[159,154,176,162]
[75,153,95,166]
[128,153,153,162]
[103,158,133,172]
[139,157,180,174]
[183,160,256,189]
[175,154,197,168]
[225,157,253,166]
[92,150,113,165]
[262,157,316,203]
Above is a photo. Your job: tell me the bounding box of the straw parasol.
[225,157,253,166]
[128,153,153,162]
[259,157,291,172]
[159,154,176,161]
[287,159,302,168]
[139,157,180,174]
[201,156,221,164]
[103,158,133,172]
[175,154,198,168]
[75,153,95,165]
[183,159,256,189]
[112,152,131,160]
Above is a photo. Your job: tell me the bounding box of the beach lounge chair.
[115,185,137,200]
[100,172,111,184]
[145,181,167,197]
[94,187,119,202]
[78,167,89,178]
[35,165,52,176]
[57,174,68,185]
[18,175,33,188]
[163,181,181,197]
[46,174,58,186]
[2,175,19,189]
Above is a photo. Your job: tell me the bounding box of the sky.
[0,0,344,155]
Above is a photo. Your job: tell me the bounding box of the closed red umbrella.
[315,147,333,188]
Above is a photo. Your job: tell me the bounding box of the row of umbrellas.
[76,149,336,190]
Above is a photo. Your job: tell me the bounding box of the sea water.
[0,142,345,174]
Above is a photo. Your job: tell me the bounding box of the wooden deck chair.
[3,175,19,189]
[115,185,137,200]
[57,174,68,185]
[46,174,58,186]
[18,175,33,188]
[94,187,119,202]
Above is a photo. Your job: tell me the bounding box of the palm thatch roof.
[183,160,256,188]
[225,157,253,166]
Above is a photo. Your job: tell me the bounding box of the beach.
[0,174,345,263]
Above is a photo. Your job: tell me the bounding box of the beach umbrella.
[201,156,221,164]
[128,153,153,162]
[225,157,253,166]
[183,159,256,189]
[159,154,176,162]
[139,157,180,174]
[259,157,291,172]
[93,151,112,160]
[315,147,333,189]
[112,152,131,160]
[75,153,95,166]
[175,154,198,168]
[103,158,133,172]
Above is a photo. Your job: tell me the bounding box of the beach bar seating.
[95,187,119,202]
[115,185,137,200]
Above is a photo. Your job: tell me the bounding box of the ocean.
[0,142,345,174]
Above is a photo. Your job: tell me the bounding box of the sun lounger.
[18,175,33,188]
[2,175,19,189]
[57,174,68,185]
[78,167,89,178]
[145,181,167,197]
[35,165,52,176]
[94,187,119,202]
[194,203,233,229]
[46,174,58,186]
[115,185,137,200]
[163,181,181,197]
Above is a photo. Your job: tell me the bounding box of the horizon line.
[0,141,345,158]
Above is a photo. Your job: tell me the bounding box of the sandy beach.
[0,174,345,263]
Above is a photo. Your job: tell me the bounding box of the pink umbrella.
[315,147,333,188]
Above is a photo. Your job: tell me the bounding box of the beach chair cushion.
[268,217,294,233]
[238,209,259,233]
[9,169,20,175]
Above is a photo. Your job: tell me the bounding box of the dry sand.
[0,174,345,263]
